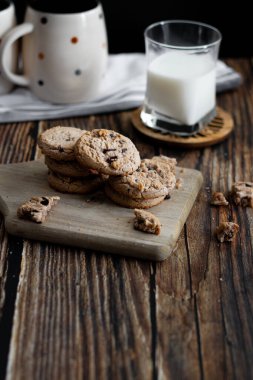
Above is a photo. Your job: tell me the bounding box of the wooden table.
[0,59,252,380]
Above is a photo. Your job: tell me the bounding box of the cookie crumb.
[175,178,183,189]
[211,192,229,206]
[216,222,239,242]
[231,181,253,207]
[17,196,60,223]
[134,209,161,235]
[98,129,108,137]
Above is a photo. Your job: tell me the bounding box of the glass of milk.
[141,20,222,135]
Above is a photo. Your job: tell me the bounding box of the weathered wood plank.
[154,61,253,380]
[0,121,38,315]
[6,244,154,380]
[184,60,253,380]
[154,231,202,380]
[0,218,8,317]
[0,122,38,377]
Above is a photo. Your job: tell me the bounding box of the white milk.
[146,51,216,125]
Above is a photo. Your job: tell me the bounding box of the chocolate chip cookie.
[38,126,84,161]
[75,129,141,176]
[45,156,91,178]
[48,171,102,194]
[108,158,176,199]
[105,184,165,209]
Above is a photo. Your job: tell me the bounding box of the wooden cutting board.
[0,160,203,261]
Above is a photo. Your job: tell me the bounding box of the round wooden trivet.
[131,107,234,148]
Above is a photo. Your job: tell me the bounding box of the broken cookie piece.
[210,192,229,206]
[231,182,253,208]
[216,222,239,242]
[134,209,161,235]
[17,196,60,223]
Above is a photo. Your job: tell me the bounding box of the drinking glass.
[141,20,222,135]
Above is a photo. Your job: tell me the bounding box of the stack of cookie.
[38,126,102,194]
[38,126,177,209]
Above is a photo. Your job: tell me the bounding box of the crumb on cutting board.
[17,195,60,223]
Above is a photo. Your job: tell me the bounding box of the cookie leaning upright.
[75,129,141,176]
[105,155,177,209]
[38,126,85,161]
[108,157,176,200]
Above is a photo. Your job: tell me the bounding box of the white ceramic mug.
[0,1,17,95]
[0,2,108,103]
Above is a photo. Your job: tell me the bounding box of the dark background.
[12,0,251,58]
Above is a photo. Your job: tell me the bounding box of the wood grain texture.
[0,160,202,261]
[0,121,38,376]
[1,59,253,380]
[0,218,8,318]
[6,243,154,380]
[0,121,38,316]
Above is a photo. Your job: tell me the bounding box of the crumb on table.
[210,191,229,206]
[231,181,253,208]
[216,222,239,242]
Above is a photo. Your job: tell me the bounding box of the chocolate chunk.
[40,197,49,206]
[103,148,117,154]
[106,156,118,164]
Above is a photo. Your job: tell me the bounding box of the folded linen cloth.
[0,54,242,123]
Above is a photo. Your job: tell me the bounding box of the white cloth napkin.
[0,54,242,123]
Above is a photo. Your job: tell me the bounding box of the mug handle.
[0,23,34,87]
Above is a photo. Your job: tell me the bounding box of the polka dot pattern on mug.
[38,52,45,60]
[40,17,48,24]
[71,37,78,44]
